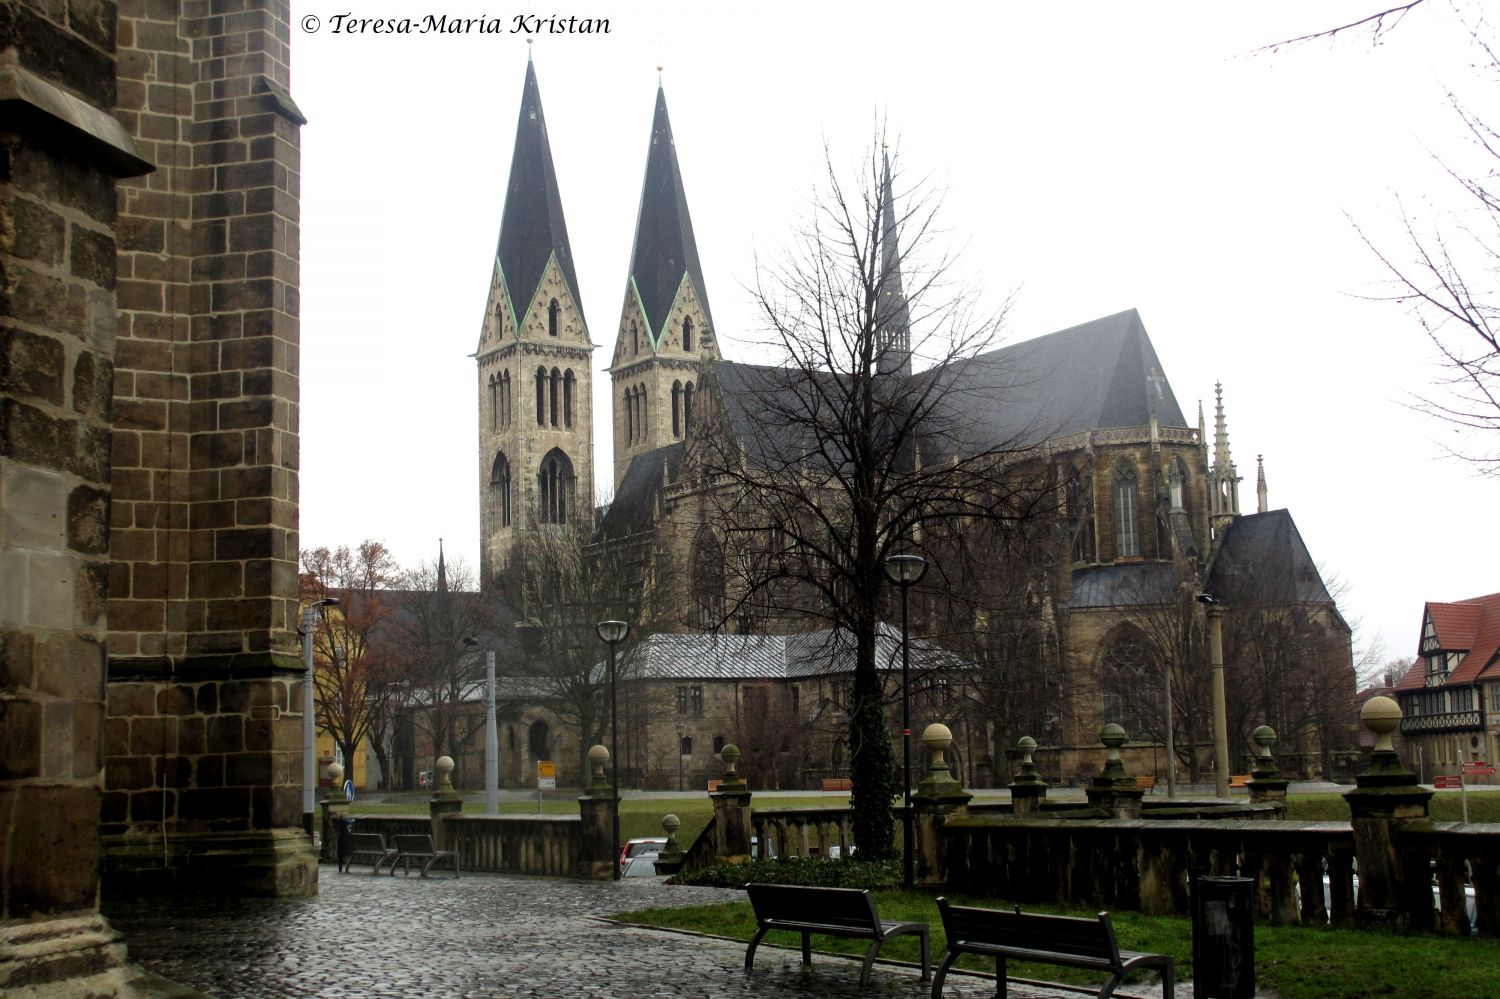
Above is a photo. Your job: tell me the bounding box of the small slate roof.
[496,60,585,329]
[628,85,713,339]
[928,309,1189,452]
[1203,509,1336,608]
[1395,591,1500,690]
[618,623,962,682]
[1069,562,1181,609]
[596,442,683,541]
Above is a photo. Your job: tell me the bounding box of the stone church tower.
[608,83,721,490]
[477,57,595,584]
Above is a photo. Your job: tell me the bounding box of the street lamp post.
[1198,593,1230,798]
[596,619,630,880]
[463,637,500,815]
[675,717,687,792]
[884,553,927,892]
[301,597,338,838]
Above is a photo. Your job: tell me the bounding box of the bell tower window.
[548,298,560,337]
[683,317,694,352]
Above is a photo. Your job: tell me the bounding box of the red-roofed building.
[1395,592,1500,781]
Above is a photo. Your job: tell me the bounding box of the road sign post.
[537,760,556,813]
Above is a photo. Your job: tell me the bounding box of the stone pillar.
[711,745,753,862]
[319,763,349,862]
[1344,695,1435,932]
[653,813,685,876]
[101,0,313,899]
[1008,735,1048,816]
[1085,724,1144,819]
[428,756,462,852]
[1247,725,1289,817]
[912,724,972,886]
[0,1,152,991]
[576,745,615,880]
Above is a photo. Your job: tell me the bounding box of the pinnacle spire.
[437,539,448,594]
[1209,382,1241,523]
[496,59,586,330]
[1256,454,1268,514]
[628,82,713,340]
[877,147,912,377]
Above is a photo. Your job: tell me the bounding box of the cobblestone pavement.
[103,868,1157,999]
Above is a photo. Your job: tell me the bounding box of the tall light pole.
[1198,593,1230,798]
[463,637,499,815]
[884,553,927,892]
[675,717,687,792]
[596,619,630,880]
[301,597,338,838]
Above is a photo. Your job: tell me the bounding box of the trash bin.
[1192,875,1254,999]
[332,816,356,872]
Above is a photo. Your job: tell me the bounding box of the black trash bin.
[1192,875,1254,999]
[333,816,356,872]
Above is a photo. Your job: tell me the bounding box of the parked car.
[621,852,663,878]
[619,837,666,867]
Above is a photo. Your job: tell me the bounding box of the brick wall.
[102,0,312,896]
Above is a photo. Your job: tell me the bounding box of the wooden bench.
[388,833,459,878]
[821,777,853,791]
[744,883,930,987]
[342,832,397,874]
[1228,774,1252,791]
[931,898,1173,999]
[1134,775,1157,793]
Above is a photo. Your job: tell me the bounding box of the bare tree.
[300,541,401,789]
[692,139,1045,857]
[500,525,656,780]
[386,556,498,772]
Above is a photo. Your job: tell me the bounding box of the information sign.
[537,760,557,789]
[1434,775,1463,789]
[1462,762,1495,775]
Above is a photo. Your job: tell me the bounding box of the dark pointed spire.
[628,83,713,340]
[497,60,585,328]
[877,148,912,377]
[437,539,448,594]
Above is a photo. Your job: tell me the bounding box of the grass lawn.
[1283,791,1500,823]
[615,889,1500,999]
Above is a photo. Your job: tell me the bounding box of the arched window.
[1100,630,1156,738]
[537,448,574,524]
[1114,461,1139,558]
[500,371,511,428]
[549,368,561,427]
[631,322,639,356]
[528,720,550,761]
[672,380,683,437]
[1065,467,1095,564]
[563,370,574,428]
[679,736,692,756]
[488,374,497,432]
[548,298,559,338]
[624,386,634,444]
[683,317,694,352]
[535,367,546,426]
[490,452,512,527]
[635,384,647,442]
[684,381,695,431]
[691,527,726,630]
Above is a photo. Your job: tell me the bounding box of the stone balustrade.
[751,807,853,859]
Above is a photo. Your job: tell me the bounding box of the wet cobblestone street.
[103,867,1106,998]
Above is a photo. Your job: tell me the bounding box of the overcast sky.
[294,1,1496,668]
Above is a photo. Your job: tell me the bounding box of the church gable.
[515,253,590,347]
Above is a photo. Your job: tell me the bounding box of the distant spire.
[628,82,713,339]
[496,59,586,330]
[1212,382,1233,473]
[1256,454,1268,514]
[1209,382,1241,523]
[1197,400,1206,449]
[876,147,912,378]
[437,539,448,594]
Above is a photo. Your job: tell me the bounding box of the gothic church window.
[535,367,546,425]
[550,368,561,427]
[488,375,497,432]
[683,317,694,352]
[563,370,574,428]
[691,527,726,630]
[1114,461,1140,558]
[631,322,639,356]
[672,381,683,437]
[548,298,559,337]
[1100,630,1155,738]
[490,452,512,527]
[1065,467,1095,564]
[537,448,574,524]
[500,371,511,428]
[684,382,695,429]
[624,387,634,444]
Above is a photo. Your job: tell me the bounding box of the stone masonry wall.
[102,0,312,897]
[0,0,154,988]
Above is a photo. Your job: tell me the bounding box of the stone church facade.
[474,59,1357,788]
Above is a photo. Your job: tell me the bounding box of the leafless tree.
[692,137,1046,856]
[300,541,401,789]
